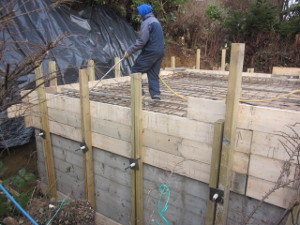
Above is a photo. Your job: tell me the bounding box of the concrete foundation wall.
[36,131,286,225]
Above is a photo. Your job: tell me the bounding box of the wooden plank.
[251,130,299,162]
[238,104,300,133]
[144,146,211,183]
[216,43,245,225]
[235,129,252,154]
[188,98,300,134]
[143,110,214,143]
[187,98,225,123]
[7,103,32,118]
[31,114,218,184]
[114,57,121,78]
[178,139,212,164]
[205,120,224,225]
[196,49,201,69]
[35,65,57,198]
[88,60,95,81]
[246,176,298,208]
[248,154,297,184]
[221,49,226,71]
[272,67,300,76]
[48,61,58,86]
[79,69,95,208]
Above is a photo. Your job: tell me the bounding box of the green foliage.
[279,2,300,37]
[243,0,279,35]
[206,2,224,21]
[223,10,245,39]
[0,162,36,219]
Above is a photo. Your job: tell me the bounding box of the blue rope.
[0,184,38,225]
[45,199,67,225]
[153,184,170,225]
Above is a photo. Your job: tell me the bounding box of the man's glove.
[124,51,131,59]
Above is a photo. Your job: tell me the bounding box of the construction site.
[6,43,300,225]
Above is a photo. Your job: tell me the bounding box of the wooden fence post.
[215,43,245,225]
[171,56,176,68]
[115,57,121,78]
[130,73,144,225]
[35,64,57,198]
[48,61,57,86]
[79,68,95,208]
[221,49,226,71]
[205,120,224,225]
[88,60,95,81]
[196,49,201,70]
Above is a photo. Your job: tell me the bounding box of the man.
[124,4,164,100]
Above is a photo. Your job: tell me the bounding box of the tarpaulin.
[0,0,138,148]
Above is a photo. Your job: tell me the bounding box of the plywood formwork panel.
[247,176,298,208]
[251,130,297,162]
[248,154,297,184]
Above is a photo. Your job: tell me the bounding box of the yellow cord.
[159,75,300,103]
[159,76,188,101]
[240,90,300,103]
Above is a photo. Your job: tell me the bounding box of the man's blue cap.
[137,4,152,19]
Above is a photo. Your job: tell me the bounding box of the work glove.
[124,51,131,59]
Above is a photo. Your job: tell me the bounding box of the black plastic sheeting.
[0,0,138,148]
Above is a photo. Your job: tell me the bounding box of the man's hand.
[124,51,131,59]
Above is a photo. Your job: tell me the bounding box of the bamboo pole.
[221,49,226,71]
[79,68,95,208]
[205,120,224,225]
[115,57,121,78]
[48,61,57,86]
[88,60,95,81]
[171,56,176,68]
[130,73,143,225]
[35,65,57,198]
[196,49,201,69]
[215,43,245,225]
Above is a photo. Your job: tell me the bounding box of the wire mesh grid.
[60,71,300,117]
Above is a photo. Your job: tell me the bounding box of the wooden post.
[35,65,57,198]
[247,68,254,73]
[196,49,201,70]
[205,120,224,225]
[79,69,95,208]
[215,43,245,225]
[48,61,57,86]
[171,56,175,68]
[130,73,143,225]
[115,57,121,78]
[88,60,95,81]
[221,49,226,71]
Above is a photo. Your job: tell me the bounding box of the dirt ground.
[0,137,96,225]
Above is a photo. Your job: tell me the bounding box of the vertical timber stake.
[88,60,95,81]
[205,120,224,225]
[35,65,57,198]
[79,69,95,208]
[115,57,121,78]
[196,49,201,70]
[215,43,245,225]
[221,49,226,71]
[130,73,144,225]
[48,61,57,86]
[171,56,175,68]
